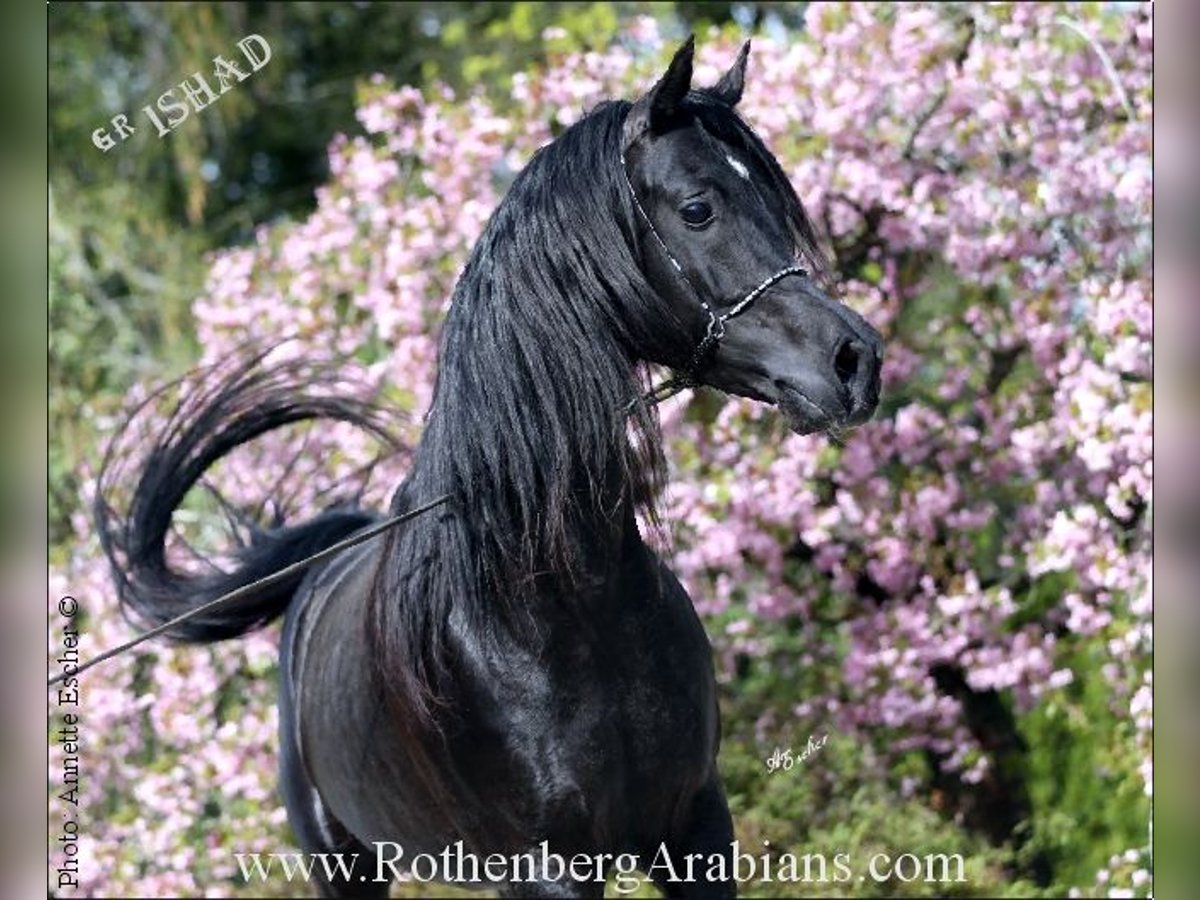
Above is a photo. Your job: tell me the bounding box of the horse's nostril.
[834,340,860,386]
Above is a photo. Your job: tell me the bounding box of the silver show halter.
[621,152,807,407]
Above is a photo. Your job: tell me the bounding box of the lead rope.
[47,493,451,687]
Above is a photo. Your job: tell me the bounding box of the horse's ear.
[624,35,695,146]
[712,40,750,106]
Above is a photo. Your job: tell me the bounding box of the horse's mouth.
[774,382,833,436]
[773,380,878,436]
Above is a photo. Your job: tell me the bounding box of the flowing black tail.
[94,349,398,643]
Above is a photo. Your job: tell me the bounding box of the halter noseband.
[620,152,807,406]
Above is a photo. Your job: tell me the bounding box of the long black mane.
[400,99,671,606]
[367,92,830,728]
[369,101,667,715]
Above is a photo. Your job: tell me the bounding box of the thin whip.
[47,493,451,688]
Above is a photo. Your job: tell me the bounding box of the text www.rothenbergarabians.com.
[235,840,967,894]
[53,595,83,892]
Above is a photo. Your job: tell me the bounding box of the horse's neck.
[406,399,650,606]
[402,260,662,616]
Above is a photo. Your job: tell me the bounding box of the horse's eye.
[679,200,714,228]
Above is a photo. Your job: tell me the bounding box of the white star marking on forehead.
[725,154,750,181]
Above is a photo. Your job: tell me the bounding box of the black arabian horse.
[96,39,882,898]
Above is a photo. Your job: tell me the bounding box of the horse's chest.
[451,599,718,840]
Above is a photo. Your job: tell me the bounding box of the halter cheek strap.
[620,152,806,404]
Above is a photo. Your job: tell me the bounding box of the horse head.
[622,37,883,435]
